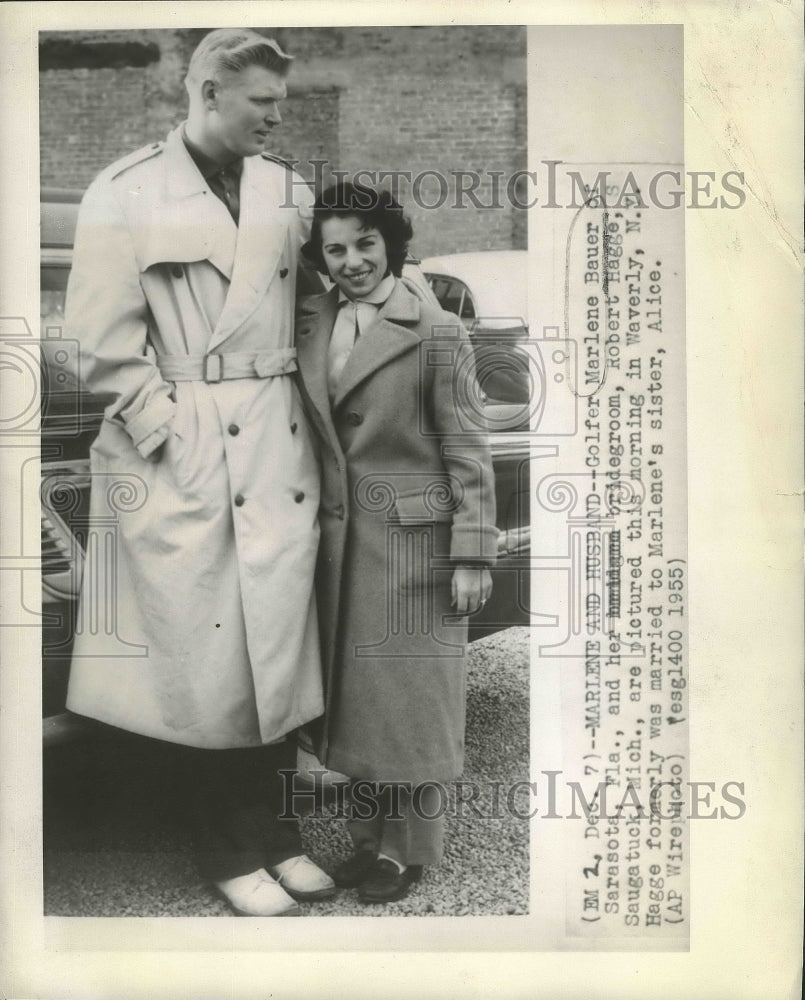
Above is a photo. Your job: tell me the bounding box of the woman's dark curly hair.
[302,180,413,278]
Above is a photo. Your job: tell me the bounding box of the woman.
[294,181,498,904]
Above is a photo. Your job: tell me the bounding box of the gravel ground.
[43,627,529,918]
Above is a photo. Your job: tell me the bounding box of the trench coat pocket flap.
[392,484,458,524]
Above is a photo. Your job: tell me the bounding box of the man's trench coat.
[294,279,498,783]
[64,126,324,749]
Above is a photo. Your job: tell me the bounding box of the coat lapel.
[209,154,290,348]
[295,289,342,451]
[138,127,238,279]
[332,280,422,409]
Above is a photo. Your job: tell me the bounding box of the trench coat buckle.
[203,353,224,383]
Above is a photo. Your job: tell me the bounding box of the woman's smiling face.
[320,215,389,300]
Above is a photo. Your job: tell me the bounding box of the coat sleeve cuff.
[450,524,499,565]
[134,423,172,459]
[126,396,176,455]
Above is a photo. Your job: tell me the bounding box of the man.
[64,28,334,916]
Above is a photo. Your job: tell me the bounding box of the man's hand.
[450,566,493,616]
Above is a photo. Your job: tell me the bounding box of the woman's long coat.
[64,126,324,749]
[295,279,498,782]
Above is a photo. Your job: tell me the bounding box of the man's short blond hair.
[185,28,292,93]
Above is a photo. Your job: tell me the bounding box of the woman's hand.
[451,566,493,616]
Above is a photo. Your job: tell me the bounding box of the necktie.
[328,300,360,400]
[210,164,241,224]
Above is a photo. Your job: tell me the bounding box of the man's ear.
[201,79,217,109]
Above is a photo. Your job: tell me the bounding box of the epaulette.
[260,151,298,172]
[107,141,164,180]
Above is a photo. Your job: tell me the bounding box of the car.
[39,192,531,744]
[420,250,532,415]
[421,250,527,326]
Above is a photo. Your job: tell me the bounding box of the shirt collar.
[337,273,397,308]
[181,127,243,180]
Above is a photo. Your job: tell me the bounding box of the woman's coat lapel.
[333,281,422,409]
[296,279,423,440]
[295,287,340,452]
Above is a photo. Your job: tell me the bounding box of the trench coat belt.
[156,348,298,383]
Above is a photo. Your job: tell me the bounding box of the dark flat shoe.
[357,859,423,904]
[332,849,378,888]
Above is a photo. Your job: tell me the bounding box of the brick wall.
[340,72,523,257]
[39,26,526,255]
[40,66,150,189]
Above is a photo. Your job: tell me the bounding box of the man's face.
[203,64,287,159]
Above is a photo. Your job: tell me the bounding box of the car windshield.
[422,252,527,327]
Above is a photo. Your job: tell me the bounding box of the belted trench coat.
[294,280,498,783]
[64,126,324,748]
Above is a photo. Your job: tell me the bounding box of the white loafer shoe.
[215,868,301,917]
[270,854,337,901]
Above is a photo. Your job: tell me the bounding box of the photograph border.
[1,1,802,998]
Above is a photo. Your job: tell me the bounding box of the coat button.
[334,504,345,520]
[228,424,240,436]
[171,265,183,279]
[290,422,298,434]
[294,491,305,503]
[234,493,245,507]
[279,267,289,278]
[346,410,363,426]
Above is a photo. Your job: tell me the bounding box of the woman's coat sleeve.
[430,323,499,565]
